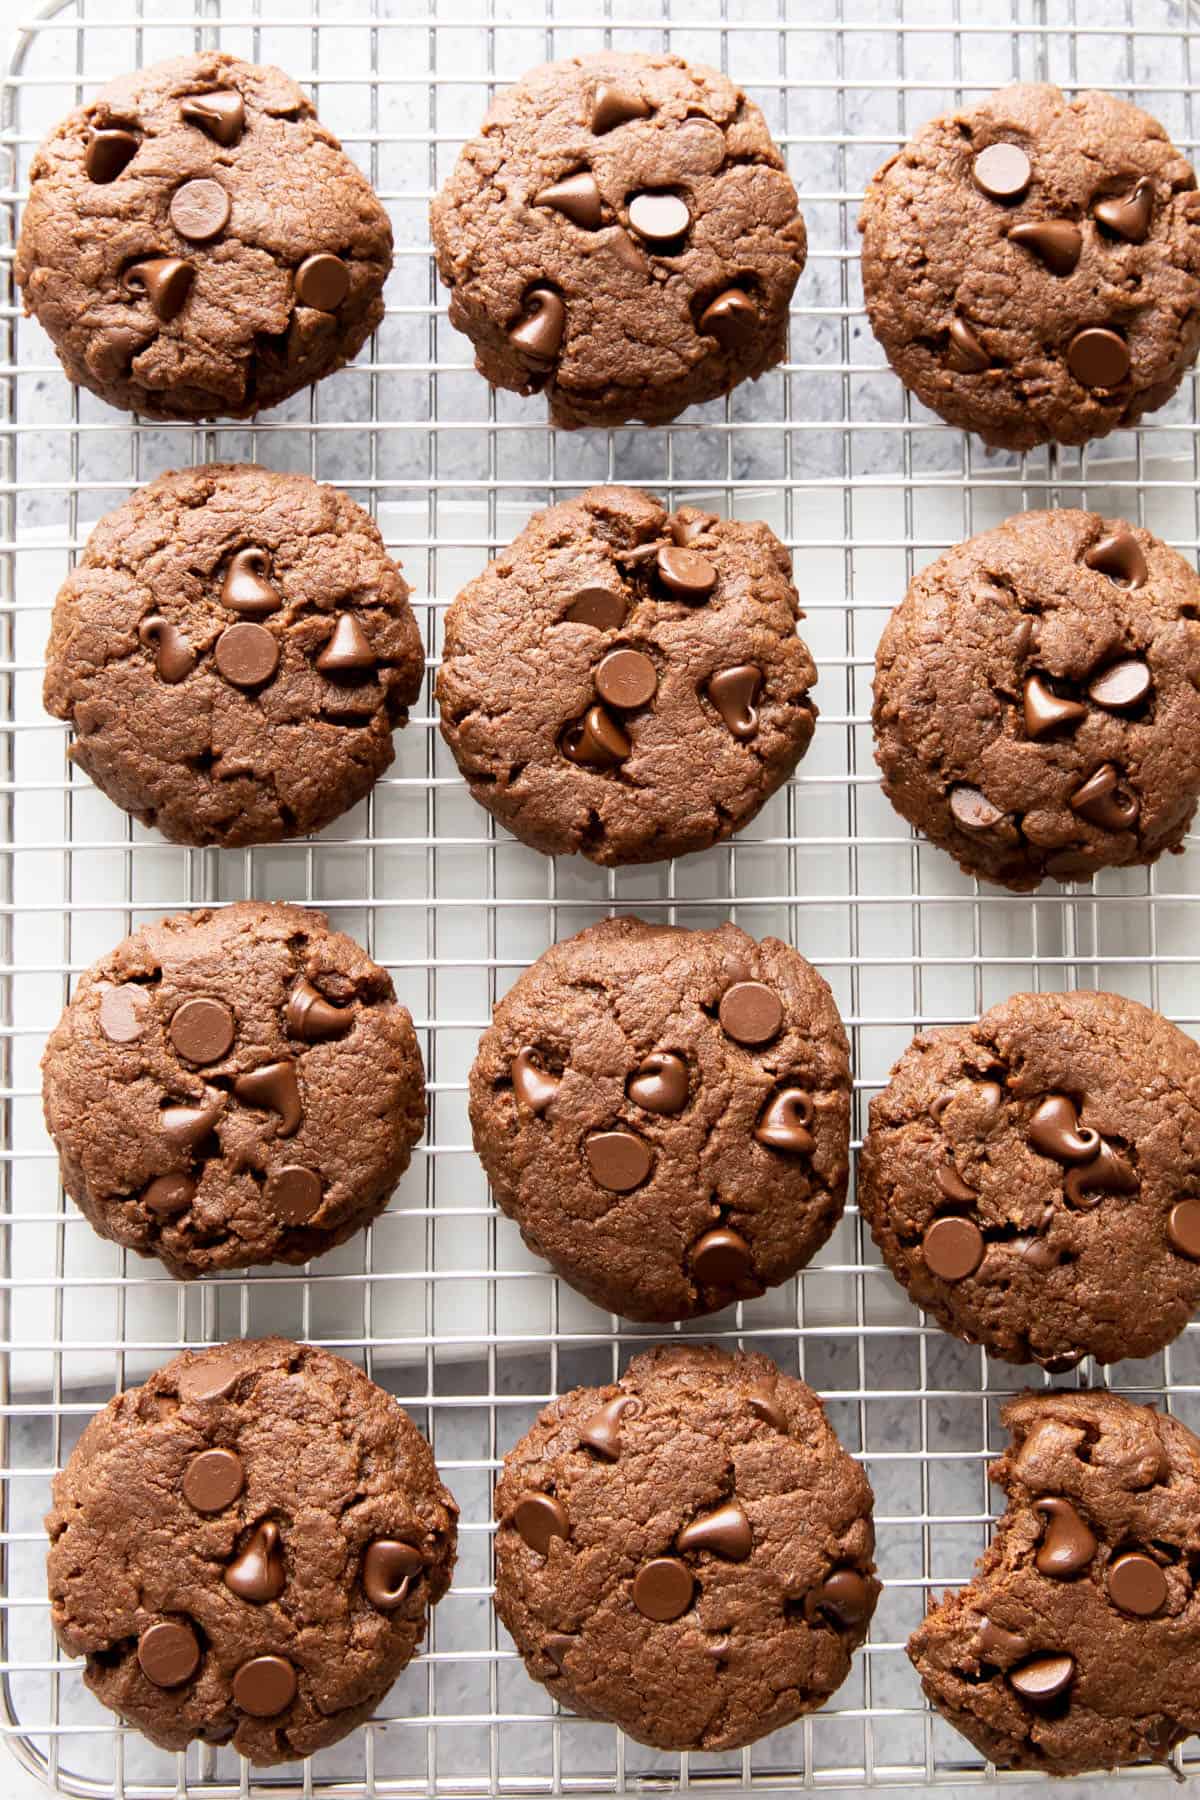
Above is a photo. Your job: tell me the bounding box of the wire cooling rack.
[6,0,1200,1795]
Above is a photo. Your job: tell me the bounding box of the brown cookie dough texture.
[43,464,424,847]
[46,1338,457,1764]
[858,989,1200,1370]
[15,53,393,419]
[470,917,850,1321]
[437,487,817,865]
[494,1343,878,1752]
[430,52,806,428]
[872,509,1200,890]
[41,902,425,1278]
[858,84,1200,450]
[911,1390,1200,1775]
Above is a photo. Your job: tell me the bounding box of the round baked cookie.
[430,52,806,429]
[470,916,850,1321]
[436,486,817,865]
[858,989,1200,1370]
[43,463,424,847]
[872,509,1200,891]
[493,1343,878,1752]
[910,1389,1200,1775]
[41,902,425,1278]
[858,83,1200,450]
[15,52,392,419]
[46,1338,457,1764]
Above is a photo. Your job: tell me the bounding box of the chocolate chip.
[169,176,231,243]
[1008,1652,1075,1704]
[978,1617,1029,1663]
[559,703,630,767]
[99,984,149,1043]
[609,228,649,273]
[591,82,651,134]
[513,1490,568,1557]
[286,977,353,1041]
[220,547,280,616]
[138,1621,200,1688]
[718,980,783,1045]
[676,1501,752,1561]
[1067,327,1130,388]
[1088,657,1151,710]
[804,1568,872,1628]
[627,1052,687,1115]
[142,1173,196,1217]
[1167,1198,1200,1259]
[1063,1141,1137,1208]
[632,1556,694,1621]
[182,1447,244,1513]
[161,1094,223,1149]
[85,127,139,183]
[511,1048,560,1114]
[922,1215,984,1281]
[595,648,657,709]
[585,1129,652,1192]
[536,171,604,229]
[972,142,1032,201]
[754,1087,815,1154]
[317,613,375,674]
[1023,673,1087,739]
[656,544,717,600]
[295,253,350,312]
[699,287,757,348]
[544,1632,578,1670]
[1095,177,1154,243]
[1070,763,1139,831]
[629,191,690,246]
[138,615,195,682]
[363,1538,423,1610]
[935,1162,976,1203]
[1107,1550,1167,1617]
[949,785,1004,831]
[578,1394,640,1460]
[181,90,245,146]
[672,512,718,546]
[169,996,235,1065]
[509,287,565,362]
[265,1165,323,1224]
[706,665,762,739]
[215,621,279,688]
[225,1520,286,1602]
[124,256,193,322]
[177,1352,240,1402]
[947,317,989,372]
[233,1060,302,1136]
[1034,1497,1097,1576]
[564,586,626,629]
[1027,1094,1100,1163]
[232,1654,297,1717]
[1008,219,1082,275]
[1084,530,1147,589]
[691,1225,754,1285]
[747,1381,787,1433]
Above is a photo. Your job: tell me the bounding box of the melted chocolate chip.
[699,287,757,348]
[718,980,783,1046]
[804,1568,872,1628]
[591,82,651,134]
[595,648,657,709]
[1067,327,1130,389]
[922,1215,984,1282]
[691,1225,754,1286]
[1167,1197,1200,1259]
[747,1382,787,1433]
[754,1087,815,1154]
[656,544,716,600]
[233,1060,302,1136]
[1023,673,1087,739]
[972,142,1032,201]
[138,615,195,682]
[1095,177,1154,243]
[1008,219,1082,275]
[1028,1094,1100,1163]
[138,1621,200,1688]
[142,1173,196,1217]
[1084,531,1147,589]
[1070,763,1139,832]
[511,1048,560,1114]
[225,1520,286,1602]
[676,1500,752,1561]
[536,171,604,229]
[295,253,350,312]
[564,586,626,629]
[169,176,231,243]
[286,977,353,1041]
[949,784,1004,830]
[1107,1550,1167,1617]
[978,1617,1029,1663]
[513,1490,568,1557]
[947,317,989,372]
[169,996,235,1065]
[317,613,375,674]
[1034,1496,1097,1576]
[182,1447,244,1513]
[181,89,245,146]
[99,983,149,1043]
[706,665,762,739]
[1063,1141,1137,1208]
[559,703,630,768]
[510,287,565,362]
[214,622,279,688]
[124,256,193,322]
[578,1394,640,1461]
[1008,1651,1075,1704]
[85,127,139,183]
[363,1538,423,1610]
[264,1165,323,1224]
[232,1654,297,1717]
[585,1129,653,1193]
[177,1353,240,1402]
[161,1094,224,1149]
[632,1556,694,1621]
[935,1162,976,1203]
[221,548,280,616]
[627,1052,688,1115]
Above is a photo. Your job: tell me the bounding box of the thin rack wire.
[3,0,1200,1795]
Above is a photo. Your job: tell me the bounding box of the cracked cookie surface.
[494,1343,877,1751]
[910,1389,1200,1775]
[858,84,1200,451]
[46,1337,457,1764]
[41,901,425,1278]
[436,486,817,865]
[16,52,392,418]
[469,916,850,1321]
[430,51,806,428]
[858,989,1200,1369]
[43,463,424,847]
[872,509,1200,891]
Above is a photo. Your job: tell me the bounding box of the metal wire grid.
[4,0,1200,1795]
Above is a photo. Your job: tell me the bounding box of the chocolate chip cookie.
[872,509,1200,890]
[494,1343,877,1751]
[437,487,817,865]
[41,902,425,1278]
[858,84,1200,450]
[47,1337,457,1764]
[858,989,1200,1370]
[910,1389,1200,1774]
[15,52,392,418]
[43,463,424,847]
[430,52,806,428]
[470,916,850,1320]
